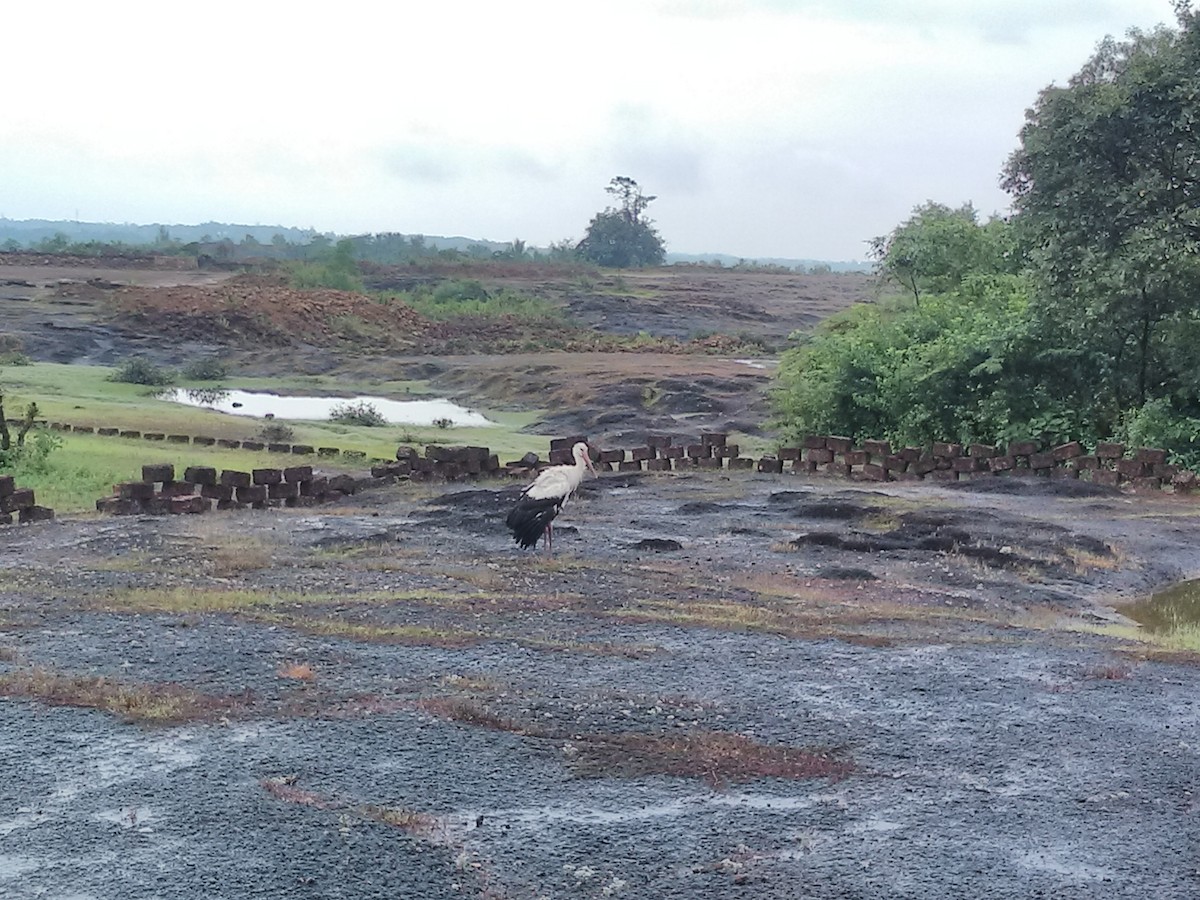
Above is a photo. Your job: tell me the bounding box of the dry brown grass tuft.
[260,775,445,840]
[207,540,273,576]
[247,611,484,647]
[566,731,857,787]
[414,696,855,786]
[0,666,240,724]
[1082,663,1134,680]
[417,696,530,733]
[277,661,316,681]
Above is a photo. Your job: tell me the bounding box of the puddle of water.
[1122,579,1200,634]
[159,388,493,427]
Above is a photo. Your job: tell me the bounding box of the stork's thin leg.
[547,522,553,555]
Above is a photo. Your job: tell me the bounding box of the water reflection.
[185,388,230,406]
[159,388,493,427]
[1121,579,1200,633]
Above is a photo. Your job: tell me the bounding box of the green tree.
[1002,9,1200,430]
[773,274,1054,446]
[577,176,666,268]
[869,202,1017,304]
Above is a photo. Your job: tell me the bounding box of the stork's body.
[506,442,595,552]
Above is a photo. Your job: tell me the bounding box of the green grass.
[393,287,565,322]
[2,363,549,512]
[12,435,322,513]
[1071,621,1200,654]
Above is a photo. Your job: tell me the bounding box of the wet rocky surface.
[3,471,1200,898]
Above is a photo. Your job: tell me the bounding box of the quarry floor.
[2,470,1199,898]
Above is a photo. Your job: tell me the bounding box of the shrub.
[1119,399,1200,470]
[181,356,228,381]
[328,401,387,427]
[258,422,295,443]
[432,417,454,429]
[108,357,176,386]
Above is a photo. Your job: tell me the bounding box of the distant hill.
[0,218,320,247]
[0,217,868,270]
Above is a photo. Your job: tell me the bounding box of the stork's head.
[572,441,596,476]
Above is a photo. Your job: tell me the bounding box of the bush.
[258,422,295,443]
[1,428,62,474]
[108,357,176,386]
[0,335,30,366]
[328,401,387,427]
[181,356,228,381]
[1119,399,1200,470]
[773,275,1047,446]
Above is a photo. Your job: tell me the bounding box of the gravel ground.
[2,471,1200,898]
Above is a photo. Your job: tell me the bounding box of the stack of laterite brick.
[372,445,502,482]
[780,436,1197,493]
[0,474,54,525]
[555,433,747,472]
[97,463,350,515]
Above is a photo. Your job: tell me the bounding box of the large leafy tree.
[1002,8,1200,431]
[577,176,666,268]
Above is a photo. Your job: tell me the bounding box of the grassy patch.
[395,283,566,323]
[565,731,856,787]
[1071,621,1200,656]
[99,586,295,613]
[0,666,238,724]
[246,611,484,646]
[2,362,548,511]
[260,775,447,840]
[416,696,854,786]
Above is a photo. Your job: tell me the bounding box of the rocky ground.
[2,255,1199,897]
[2,469,1199,898]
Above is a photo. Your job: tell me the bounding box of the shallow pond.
[1121,579,1200,633]
[160,389,493,427]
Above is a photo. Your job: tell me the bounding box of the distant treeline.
[0,218,867,272]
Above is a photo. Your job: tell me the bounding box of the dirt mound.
[112,274,431,349]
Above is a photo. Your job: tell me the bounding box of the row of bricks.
[47,423,372,460]
[796,436,1169,464]
[790,449,1188,480]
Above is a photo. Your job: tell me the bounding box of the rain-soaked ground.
[2,470,1199,898]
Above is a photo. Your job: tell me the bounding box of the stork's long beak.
[585,452,597,476]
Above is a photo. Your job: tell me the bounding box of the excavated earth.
[2,470,1199,899]
[0,257,874,445]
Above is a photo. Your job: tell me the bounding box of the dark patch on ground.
[813,566,879,581]
[948,477,1120,498]
[631,538,684,552]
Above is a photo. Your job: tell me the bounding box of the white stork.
[506,442,596,552]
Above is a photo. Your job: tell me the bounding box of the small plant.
[432,417,454,429]
[181,356,229,381]
[258,422,295,443]
[329,400,388,427]
[277,662,316,681]
[0,336,30,366]
[108,357,176,386]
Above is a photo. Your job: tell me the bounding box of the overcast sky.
[2,0,1180,260]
